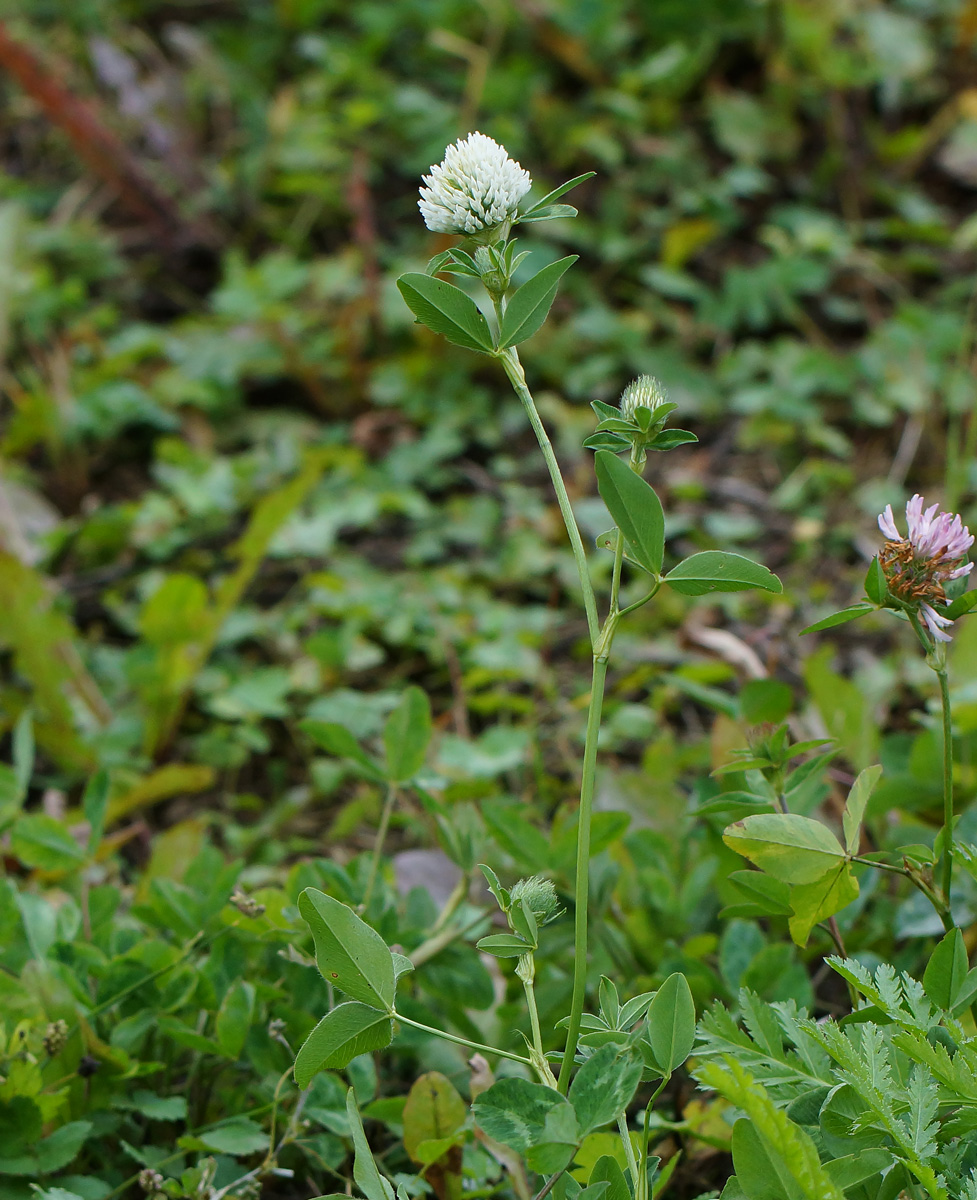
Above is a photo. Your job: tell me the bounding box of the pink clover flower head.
[876,494,974,642]
[418,132,532,236]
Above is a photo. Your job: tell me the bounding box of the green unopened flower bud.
[509,875,559,921]
[620,375,668,421]
[43,1019,68,1057]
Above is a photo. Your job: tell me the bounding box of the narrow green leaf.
[300,720,385,781]
[799,604,875,634]
[347,1089,396,1200]
[83,769,110,853]
[864,557,888,605]
[521,172,595,216]
[723,813,845,884]
[397,273,495,353]
[647,429,698,451]
[294,1003,392,1086]
[665,551,782,596]
[476,933,531,958]
[384,686,432,782]
[12,709,33,796]
[944,589,977,620]
[594,450,664,575]
[644,973,695,1076]
[299,888,395,1011]
[842,764,882,855]
[216,979,255,1059]
[499,256,578,348]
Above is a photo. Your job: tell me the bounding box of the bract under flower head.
[877,494,974,642]
[418,132,532,237]
[619,375,668,421]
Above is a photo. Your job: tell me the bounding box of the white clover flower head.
[620,375,668,421]
[877,494,974,642]
[418,132,532,237]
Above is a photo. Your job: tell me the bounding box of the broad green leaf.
[294,1003,392,1085]
[397,273,495,354]
[11,814,85,871]
[300,720,386,782]
[724,870,792,917]
[474,1078,578,1158]
[568,1044,642,1135]
[644,972,695,1076]
[787,862,859,946]
[723,814,845,884]
[499,255,578,348]
[299,888,395,1011]
[842,765,882,854]
[731,1119,806,1200]
[594,450,665,575]
[739,680,793,724]
[923,928,969,1011]
[589,1155,631,1200]
[83,769,110,853]
[140,573,209,645]
[34,1121,92,1174]
[383,686,432,782]
[799,604,875,634]
[216,979,255,1059]
[194,1119,268,1156]
[665,551,782,596]
[347,1088,396,1200]
[403,1072,466,1162]
[825,1149,893,1190]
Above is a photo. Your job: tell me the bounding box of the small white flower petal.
[878,505,900,541]
[921,602,954,642]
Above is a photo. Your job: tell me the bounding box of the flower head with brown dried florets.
[418,132,532,239]
[877,494,974,642]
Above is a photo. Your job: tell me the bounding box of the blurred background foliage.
[6,0,977,1194]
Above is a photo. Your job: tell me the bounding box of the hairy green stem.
[557,653,609,1093]
[362,783,397,911]
[907,611,955,917]
[392,1007,532,1068]
[500,347,599,646]
[617,1112,640,1188]
[938,667,954,906]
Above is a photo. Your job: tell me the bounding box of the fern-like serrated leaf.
[900,1065,939,1160]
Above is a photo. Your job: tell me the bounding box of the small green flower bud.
[509,875,559,921]
[620,375,668,421]
[43,1019,68,1057]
